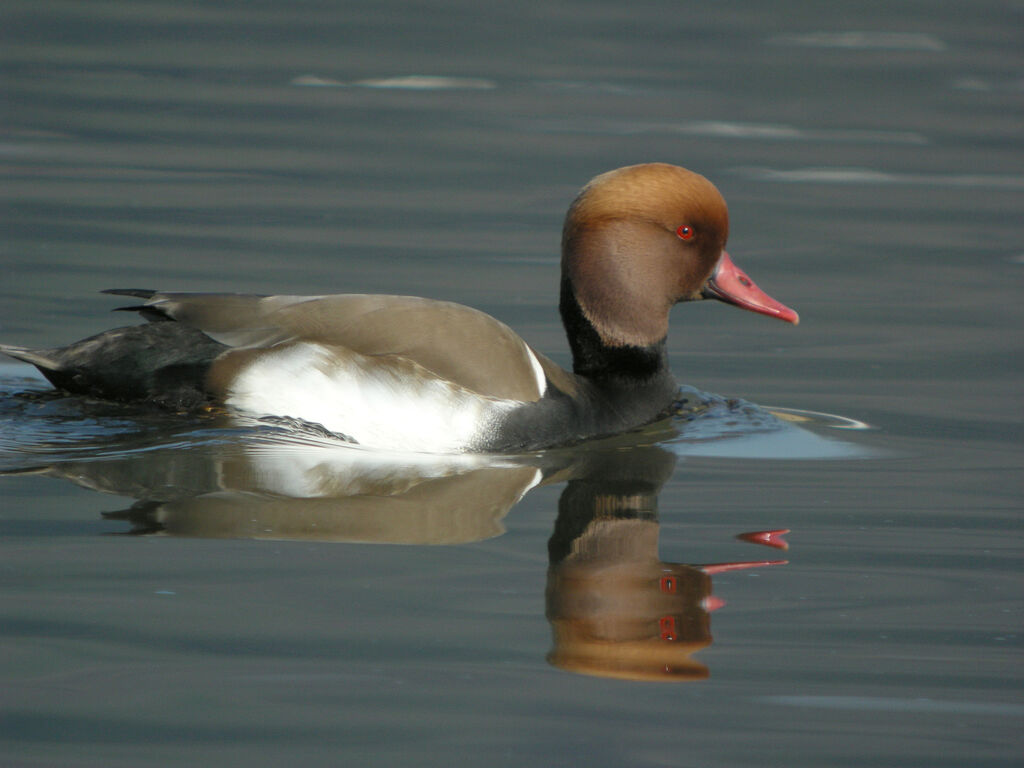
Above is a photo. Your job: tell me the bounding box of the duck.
[1,163,798,454]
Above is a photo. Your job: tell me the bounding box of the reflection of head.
[546,630,710,682]
[547,518,712,680]
[546,447,713,681]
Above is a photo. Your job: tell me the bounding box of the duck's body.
[1,163,798,453]
[5,291,680,452]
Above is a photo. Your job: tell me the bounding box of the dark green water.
[1,2,1021,766]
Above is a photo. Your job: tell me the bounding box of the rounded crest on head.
[564,163,729,242]
[560,163,730,349]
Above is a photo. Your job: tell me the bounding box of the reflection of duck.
[546,448,785,682]
[1,164,796,453]
[110,461,544,545]
[19,437,546,545]
[5,417,788,680]
[8,424,679,545]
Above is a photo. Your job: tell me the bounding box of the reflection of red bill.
[737,529,791,550]
[700,559,787,575]
[701,595,726,613]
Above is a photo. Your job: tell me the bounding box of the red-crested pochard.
[1,163,798,453]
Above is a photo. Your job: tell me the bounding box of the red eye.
[676,225,694,240]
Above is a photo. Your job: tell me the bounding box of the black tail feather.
[102,289,171,320]
[4,324,226,408]
[102,288,158,299]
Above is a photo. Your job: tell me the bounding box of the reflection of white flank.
[236,437,538,498]
[768,32,946,51]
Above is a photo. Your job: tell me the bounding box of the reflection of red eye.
[659,615,677,641]
[676,225,694,240]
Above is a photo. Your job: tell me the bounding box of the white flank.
[224,342,521,453]
[525,346,547,398]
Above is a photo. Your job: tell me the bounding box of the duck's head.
[561,163,798,353]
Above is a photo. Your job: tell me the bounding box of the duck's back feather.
[117,292,549,402]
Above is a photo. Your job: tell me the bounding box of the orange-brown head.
[561,163,796,355]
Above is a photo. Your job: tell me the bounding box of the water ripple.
[528,118,926,145]
[762,695,1024,716]
[768,32,947,51]
[736,166,1024,190]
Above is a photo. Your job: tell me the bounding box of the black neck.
[559,277,671,384]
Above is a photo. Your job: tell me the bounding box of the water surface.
[1,1,1021,766]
